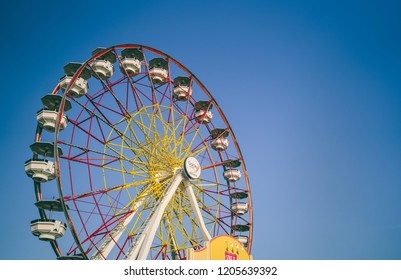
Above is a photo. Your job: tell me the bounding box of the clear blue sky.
[0,0,400,259]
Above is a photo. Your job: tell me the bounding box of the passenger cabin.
[30,200,69,243]
[59,62,91,98]
[194,101,213,123]
[120,48,143,76]
[223,159,242,182]
[230,191,249,215]
[173,76,192,100]
[148,58,168,84]
[224,169,242,182]
[37,109,67,132]
[210,128,229,151]
[30,219,67,241]
[36,94,72,132]
[26,142,63,182]
[231,202,248,215]
[90,48,117,80]
[25,159,55,183]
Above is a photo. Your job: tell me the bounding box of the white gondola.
[211,137,229,151]
[210,128,229,151]
[149,67,168,84]
[223,169,241,182]
[91,59,114,80]
[173,76,192,100]
[194,101,213,123]
[173,85,192,100]
[120,57,141,76]
[234,235,248,245]
[36,109,68,132]
[231,202,248,215]
[59,62,91,98]
[59,76,89,98]
[90,48,116,80]
[149,58,168,84]
[194,109,213,124]
[37,95,71,132]
[30,219,67,241]
[25,159,56,183]
[120,48,143,76]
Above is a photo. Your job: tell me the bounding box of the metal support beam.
[91,194,147,259]
[126,170,184,260]
[184,180,212,242]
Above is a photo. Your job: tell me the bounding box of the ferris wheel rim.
[30,44,252,259]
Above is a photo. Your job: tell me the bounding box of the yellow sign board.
[186,235,251,260]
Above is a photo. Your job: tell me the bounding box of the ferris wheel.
[25,44,252,260]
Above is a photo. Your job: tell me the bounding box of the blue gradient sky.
[0,0,400,259]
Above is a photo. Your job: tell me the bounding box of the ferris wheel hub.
[183,157,201,180]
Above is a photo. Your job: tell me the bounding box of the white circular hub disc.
[183,157,201,179]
